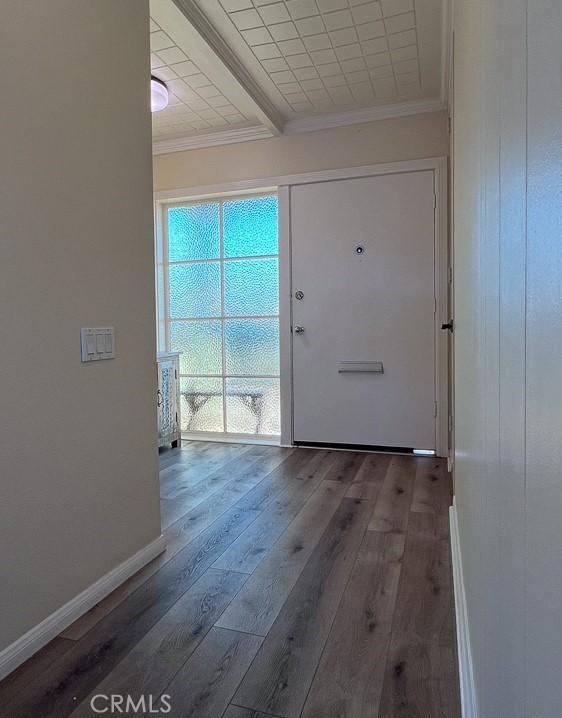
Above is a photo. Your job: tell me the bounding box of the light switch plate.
[81,327,115,362]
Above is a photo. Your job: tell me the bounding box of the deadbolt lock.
[295,290,304,300]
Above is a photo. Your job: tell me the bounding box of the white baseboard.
[450,502,478,718]
[0,535,166,681]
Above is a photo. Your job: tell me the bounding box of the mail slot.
[338,361,384,373]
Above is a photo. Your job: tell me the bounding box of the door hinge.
[433,297,437,315]
[175,369,177,379]
[434,402,438,418]
[448,266,453,284]
[448,415,454,432]
[433,193,437,210]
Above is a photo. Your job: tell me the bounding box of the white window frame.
[156,190,283,445]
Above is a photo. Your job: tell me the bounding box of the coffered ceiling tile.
[152,66,177,82]
[293,66,319,80]
[150,53,166,69]
[323,73,348,87]
[253,43,282,59]
[380,0,414,17]
[278,37,307,54]
[230,8,263,29]
[197,84,223,97]
[184,73,211,88]
[346,69,369,83]
[393,57,418,74]
[384,11,415,33]
[269,22,299,41]
[303,33,332,51]
[258,3,292,24]
[150,30,173,51]
[241,26,273,44]
[397,70,419,84]
[351,81,375,97]
[365,51,391,67]
[391,44,417,62]
[323,9,353,31]
[220,0,253,9]
[316,61,342,76]
[285,91,308,103]
[330,27,359,46]
[310,48,337,64]
[301,77,324,90]
[296,16,326,36]
[261,57,290,72]
[270,69,297,83]
[286,53,314,68]
[156,46,188,64]
[172,60,199,77]
[317,0,348,10]
[335,43,363,61]
[207,94,231,106]
[351,2,383,24]
[361,36,388,55]
[328,85,353,102]
[373,76,397,97]
[357,20,386,40]
[369,63,394,78]
[340,56,366,72]
[389,29,416,48]
[278,81,302,94]
[286,0,319,20]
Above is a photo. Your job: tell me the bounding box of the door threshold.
[294,441,426,455]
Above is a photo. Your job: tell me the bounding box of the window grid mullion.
[219,199,227,434]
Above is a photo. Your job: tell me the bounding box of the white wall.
[0,1,161,652]
[453,0,562,715]
[153,111,448,191]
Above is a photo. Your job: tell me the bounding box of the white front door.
[291,170,437,450]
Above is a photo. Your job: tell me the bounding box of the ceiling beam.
[171,0,284,135]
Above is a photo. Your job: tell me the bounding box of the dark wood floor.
[0,443,460,718]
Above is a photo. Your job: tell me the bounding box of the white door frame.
[154,156,449,456]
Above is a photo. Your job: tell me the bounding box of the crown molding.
[153,125,274,155]
[152,98,446,155]
[284,97,446,134]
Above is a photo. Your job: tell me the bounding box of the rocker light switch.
[81,327,115,362]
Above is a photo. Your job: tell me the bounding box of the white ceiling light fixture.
[151,75,169,113]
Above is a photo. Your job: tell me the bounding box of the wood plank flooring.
[0,443,459,718]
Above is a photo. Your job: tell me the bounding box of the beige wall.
[0,1,160,653]
[153,111,448,191]
[453,0,562,715]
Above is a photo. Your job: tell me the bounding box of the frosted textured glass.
[225,319,280,375]
[170,320,222,375]
[168,204,219,261]
[224,259,279,316]
[226,378,280,435]
[169,262,221,318]
[180,377,224,433]
[223,196,278,257]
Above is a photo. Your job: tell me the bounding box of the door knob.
[294,325,305,334]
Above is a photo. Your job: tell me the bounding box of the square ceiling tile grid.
[218,0,423,115]
[150,19,251,141]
